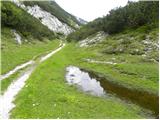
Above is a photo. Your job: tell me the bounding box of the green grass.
[6,26,158,118]
[11,43,153,119]
[1,28,60,74]
[81,62,158,94]
[77,53,158,94]
[76,26,159,94]
[98,26,158,58]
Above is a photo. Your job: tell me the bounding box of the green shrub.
[67,1,159,41]
[1,1,56,40]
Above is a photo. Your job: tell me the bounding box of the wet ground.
[65,66,159,118]
[0,43,65,119]
[66,66,105,96]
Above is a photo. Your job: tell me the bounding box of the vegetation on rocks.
[1,1,56,40]
[67,1,159,41]
[23,1,82,28]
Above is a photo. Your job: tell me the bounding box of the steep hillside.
[78,25,158,62]
[12,0,84,35]
[23,1,84,28]
[2,0,81,73]
[1,0,86,73]
[67,1,159,41]
[2,1,56,40]
[2,0,85,40]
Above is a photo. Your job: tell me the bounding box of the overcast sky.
[55,0,139,22]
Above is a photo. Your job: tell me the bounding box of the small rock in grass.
[32,104,35,106]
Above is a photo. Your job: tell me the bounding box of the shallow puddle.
[66,66,105,96]
[65,66,159,118]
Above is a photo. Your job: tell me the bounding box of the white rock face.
[12,0,75,35]
[12,30,22,45]
[26,5,74,35]
[79,31,108,47]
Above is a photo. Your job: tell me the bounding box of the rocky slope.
[12,0,78,35]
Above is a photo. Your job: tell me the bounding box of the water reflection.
[66,66,159,117]
[66,66,105,96]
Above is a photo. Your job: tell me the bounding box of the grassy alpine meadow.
[10,42,157,118]
[79,52,158,95]
[78,26,159,95]
[1,28,60,74]
[1,0,159,119]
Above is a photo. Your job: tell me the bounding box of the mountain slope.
[11,0,74,35]
[1,1,56,40]
[2,0,85,39]
[1,0,86,74]
[23,1,83,28]
[67,1,159,41]
[12,0,87,35]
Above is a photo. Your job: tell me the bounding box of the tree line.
[67,1,159,41]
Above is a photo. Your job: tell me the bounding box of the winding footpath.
[0,42,65,119]
[0,41,63,81]
[0,61,34,81]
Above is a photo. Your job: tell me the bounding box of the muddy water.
[65,66,159,117]
[84,69,159,117]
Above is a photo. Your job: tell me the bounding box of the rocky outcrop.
[12,0,75,35]
[79,31,107,47]
[12,30,22,45]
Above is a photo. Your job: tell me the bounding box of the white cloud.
[55,0,138,21]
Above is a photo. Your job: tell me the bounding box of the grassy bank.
[78,26,159,94]
[1,28,60,74]
[11,43,155,118]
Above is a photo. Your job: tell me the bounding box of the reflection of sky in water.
[66,66,105,96]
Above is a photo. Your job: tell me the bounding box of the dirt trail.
[0,41,63,81]
[0,42,65,119]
